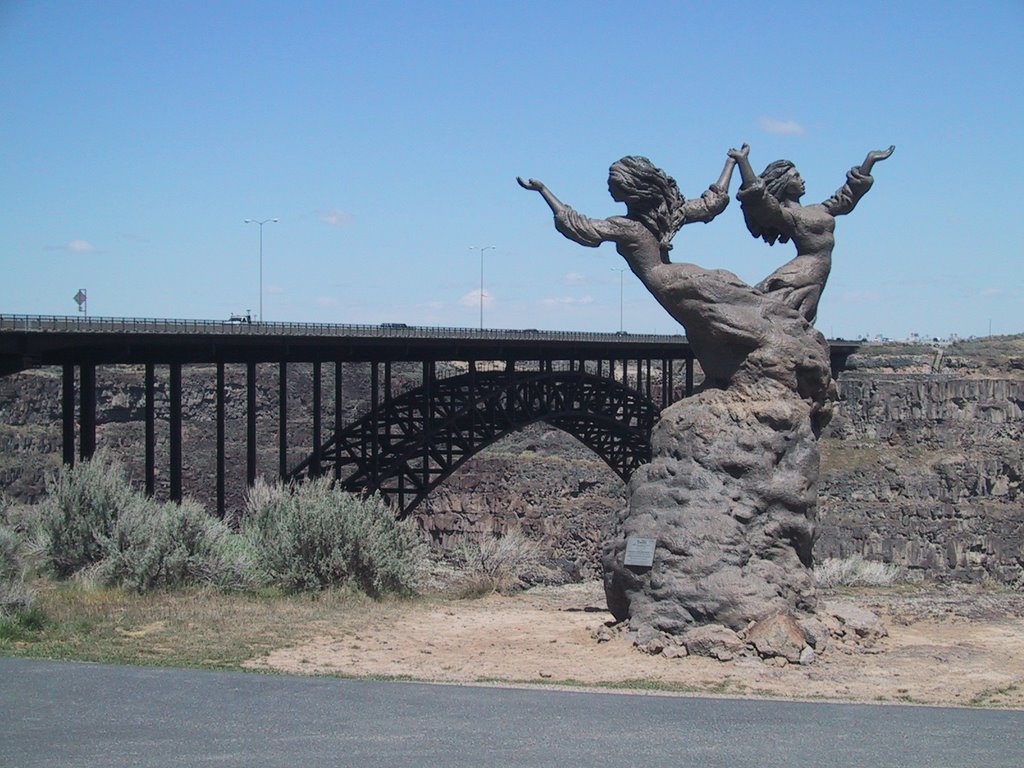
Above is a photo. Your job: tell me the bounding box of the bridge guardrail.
[0,313,689,345]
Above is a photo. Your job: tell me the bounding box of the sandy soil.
[247,582,1024,708]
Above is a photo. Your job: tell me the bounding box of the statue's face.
[784,169,805,199]
[608,173,626,202]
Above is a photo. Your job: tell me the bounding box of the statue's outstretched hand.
[727,144,750,161]
[858,145,895,174]
[517,177,546,192]
[867,145,895,164]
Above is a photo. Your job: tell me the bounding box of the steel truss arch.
[289,369,659,517]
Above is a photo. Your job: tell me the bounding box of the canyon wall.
[2,345,1021,585]
[817,350,1023,584]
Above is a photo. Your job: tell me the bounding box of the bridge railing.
[0,313,688,345]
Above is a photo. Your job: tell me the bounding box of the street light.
[611,267,626,332]
[470,245,495,329]
[245,218,278,321]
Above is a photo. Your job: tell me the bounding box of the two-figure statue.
[519,144,893,636]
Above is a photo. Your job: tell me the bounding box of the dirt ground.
[247,582,1024,708]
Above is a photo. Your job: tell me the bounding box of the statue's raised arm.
[674,154,736,227]
[516,176,628,248]
[823,145,895,217]
[515,177,565,217]
[518,155,733,272]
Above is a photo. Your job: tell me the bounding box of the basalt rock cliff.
[1,339,1022,586]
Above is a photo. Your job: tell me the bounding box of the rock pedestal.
[603,379,820,633]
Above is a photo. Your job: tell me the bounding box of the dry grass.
[449,527,542,597]
[947,333,1024,361]
[3,531,546,669]
[853,333,1024,371]
[815,555,903,588]
[819,442,883,472]
[1,579,422,671]
[7,578,1024,708]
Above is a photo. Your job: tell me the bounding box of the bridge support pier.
[169,363,182,502]
[246,362,257,486]
[61,365,75,466]
[312,362,322,476]
[217,362,226,518]
[59,363,97,466]
[79,364,96,461]
[278,361,288,481]
[145,364,155,496]
[334,362,343,481]
[370,362,380,488]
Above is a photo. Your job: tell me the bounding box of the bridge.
[0,314,859,516]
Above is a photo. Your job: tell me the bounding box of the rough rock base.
[603,381,821,634]
[595,603,888,666]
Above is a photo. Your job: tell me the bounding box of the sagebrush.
[1,495,35,614]
[452,526,541,596]
[98,496,261,591]
[243,478,424,595]
[38,452,135,578]
[32,457,426,597]
[815,554,902,588]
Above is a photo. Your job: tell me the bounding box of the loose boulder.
[746,611,809,663]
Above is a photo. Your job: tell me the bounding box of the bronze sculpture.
[519,145,893,637]
[733,144,895,324]
[517,150,838,409]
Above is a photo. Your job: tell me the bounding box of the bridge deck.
[0,315,703,375]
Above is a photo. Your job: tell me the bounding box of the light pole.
[470,245,495,329]
[245,218,278,321]
[611,267,626,332]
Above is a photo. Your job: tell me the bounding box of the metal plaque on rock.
[624,537,656,568]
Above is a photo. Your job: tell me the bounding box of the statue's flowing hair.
[741,159,796,246]
[608,156,686,255]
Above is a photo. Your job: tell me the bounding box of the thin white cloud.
[319,209,353,227]
[315,296,340,307]
[759,117,805,136]
[979,287,1003,297]
[460,289,491,308]
[66,240,96,253]
[542,295,594,307]
[564,272,587,284]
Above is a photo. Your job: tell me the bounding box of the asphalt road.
[2,658,1021,767]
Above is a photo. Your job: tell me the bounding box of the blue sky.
[1,0,1021,339]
